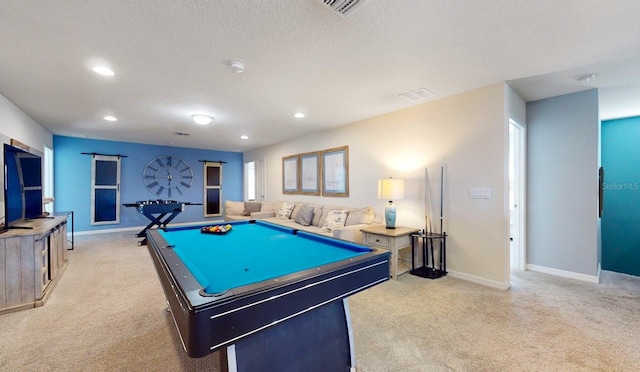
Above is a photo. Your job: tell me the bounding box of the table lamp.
[378,178,405,229]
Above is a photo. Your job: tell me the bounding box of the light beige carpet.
[1,232,638,371]
[350,269,640,371]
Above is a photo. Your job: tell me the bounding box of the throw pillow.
[310,207,323,226]
[294,205,315,226]
[345,207,374,226]
[225,201,244,216]
[276,202,295,219]
[242,201,262,216]
[321,210,349,232]
[260,201,282,214]
[289,202,306,220]
[318,206,344,227]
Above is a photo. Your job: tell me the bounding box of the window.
[204,162,222,217]
[43,146,54,213]
[245,159,266,201]
[91,155,121,225]
[245,161,255,201]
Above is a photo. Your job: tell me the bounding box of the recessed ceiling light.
[240,135,249,140]
[103,116,117,122]
[294,113,305,118]
[191,114,213,125]
[92,66,114,76]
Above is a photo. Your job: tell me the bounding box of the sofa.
[224,200,383,244]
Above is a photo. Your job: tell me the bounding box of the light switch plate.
[470,187,491,199]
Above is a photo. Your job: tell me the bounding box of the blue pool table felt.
[159,222,370,294]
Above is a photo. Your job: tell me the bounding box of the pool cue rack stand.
[410,231,447,279]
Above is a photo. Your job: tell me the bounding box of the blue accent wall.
[53,136,243,232]
[601,116,640,276]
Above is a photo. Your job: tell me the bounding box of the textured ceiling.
[1,0,640,152]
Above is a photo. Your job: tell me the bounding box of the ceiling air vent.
[316,0,368,18]
[399,88,435,103]
[174,131,191,136]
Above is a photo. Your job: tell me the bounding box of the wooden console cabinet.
[0,216,68,314]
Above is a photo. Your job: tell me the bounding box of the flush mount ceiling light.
[240,135,249,140]
[577,74,597,84]
[294,112,305,118]
[103,115,117,122]
[91,66,114,76]
[191,114,213,125]
[229,61,246,74]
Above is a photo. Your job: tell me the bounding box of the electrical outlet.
[469,187,491,199]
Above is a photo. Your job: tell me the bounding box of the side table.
[361,226,420,280]
[411,232,447,279]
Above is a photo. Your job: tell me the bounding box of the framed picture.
[282,155,299,194]
[299,151,321,195]
[322,146,349,197]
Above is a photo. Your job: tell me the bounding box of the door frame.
[203,161,223,217]
[243,159,266,202]
[509,119,526,271]
[90,154,121,225]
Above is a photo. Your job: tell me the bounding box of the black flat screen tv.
[3,143,43,230]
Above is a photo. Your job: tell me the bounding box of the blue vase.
[385,201,396,229]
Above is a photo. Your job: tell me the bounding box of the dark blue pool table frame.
[146,220,391,367]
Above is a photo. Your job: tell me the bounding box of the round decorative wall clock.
[143,155,193,198]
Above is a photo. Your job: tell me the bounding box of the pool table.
[146,220,390,370]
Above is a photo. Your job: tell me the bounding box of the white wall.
[0,93,52,219]
[506,84,526,126]
[0,93,52,152]
[245,83,512,288]
[527,89,600,278]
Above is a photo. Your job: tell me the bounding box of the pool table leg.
[222,299,355,372]
[343,298,357,371]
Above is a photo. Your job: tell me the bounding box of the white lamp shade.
[378,178,405,200]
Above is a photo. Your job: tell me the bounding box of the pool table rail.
[146,227,391,358]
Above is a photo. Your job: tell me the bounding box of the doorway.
[509,119,526,271]
[244,159,266,201]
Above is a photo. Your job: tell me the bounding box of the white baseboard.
[526,264,599,284]
[71,220,222,236]
[73,226,140,236]
[447,270,510,290]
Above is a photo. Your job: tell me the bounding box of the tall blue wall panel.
[601,116,640,276]
[53,136,243,232]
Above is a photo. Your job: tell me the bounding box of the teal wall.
[601,116,640,276]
